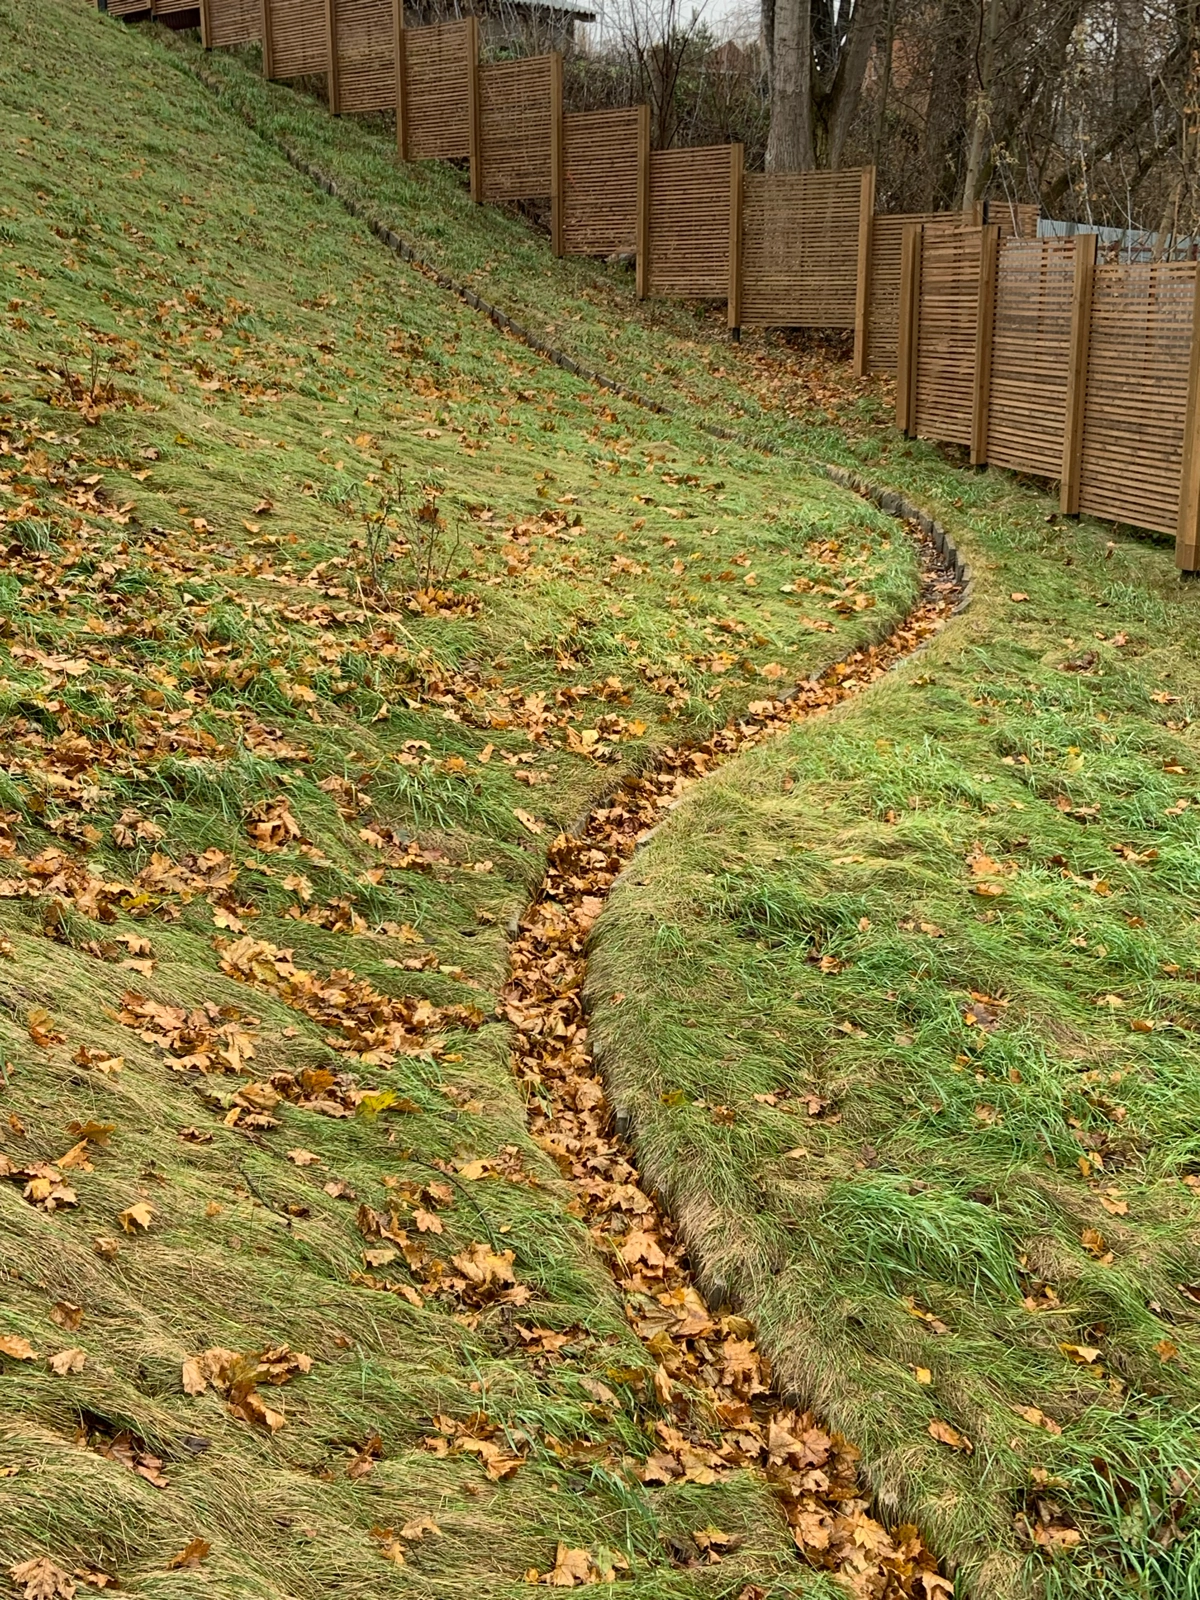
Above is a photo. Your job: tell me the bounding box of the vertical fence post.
[971,223,1000,465]
[199,0,212,47]
[1061,231,1098,515]
[550,53,564,258]
[325,0,340,114]
[467,16,482,203]
[852,166,876,377]
[896,223,922,435]
[1176,265,1200,572]
[635,104,650,300]
[394,0,408,159]
[260,0,275,78]
[727,142,744,335]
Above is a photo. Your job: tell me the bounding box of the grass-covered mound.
[0,0,919,1593]
[590,464,1200,1600]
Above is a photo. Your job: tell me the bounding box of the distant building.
[405,0,595,52]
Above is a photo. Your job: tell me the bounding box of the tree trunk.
[766,0,815,169]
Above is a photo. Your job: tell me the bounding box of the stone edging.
[822,462,973,615]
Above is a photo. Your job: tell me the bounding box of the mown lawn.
[0,0,919,1595]
[590,458,1200,1600]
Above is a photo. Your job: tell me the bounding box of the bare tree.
[762,0,885,168]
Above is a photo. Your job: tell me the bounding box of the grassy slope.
[591,453,1200,1600]
[0,1,918,1595]
[149,28,857,450]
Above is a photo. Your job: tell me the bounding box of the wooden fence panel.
[478,54,560,202]
[200,0,258,47]
[645,145,738,301]
[561,106,646,260]
[988,200,1040,239]
[985,236,1076,477]
[107,0,151,17]
[400,19,477,163]
[1078,262,1197,535]
[740,169,869,329]
[152,0,197,17]
[912,224,984,447]
[263,0,328,79]
[865,211,967,373]
[329,0,398,114]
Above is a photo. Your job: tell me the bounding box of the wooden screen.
[107,0,151,17]
[200,0,258,47]
[645,145,736,300]
[152,0,196,16]
[478,54,559,202]
[262,0,328,80]
[740,169,867,329]
[561,107,645,259]
[912,225,984,447]
[401,19,476,161]
[988,200,1040,239]
[985,236,1076,477]
[329,0,397,114]
[1078,262,1197,535]
[865,212,968,373]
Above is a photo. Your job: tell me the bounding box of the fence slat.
[971,224,1000,464]
[1177,270,1200,572]
[727,144,744,332]
[852,168,876,376]
[896,223,922,434]
[1060,232,1098,514]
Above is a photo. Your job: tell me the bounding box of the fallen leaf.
[117,1202,154,1234]
[9,1557,77,1599]
[1059,1342,1102,1364]
[928,1419,973,1453]
[166,1538,210,1571]
[48,1348,86,1376]
[0,1334,38,1361]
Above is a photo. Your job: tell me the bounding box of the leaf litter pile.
[506,526,960,1596]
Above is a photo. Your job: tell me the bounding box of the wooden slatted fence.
[984,235,1076,477]
[477,53,562,248]
[399,17,478,175]
[106,0,152,18]
[644,144,741,308]
[328,0,398,115]
[1077,262,1197,536]
[900,223,990,449]
[263,0,328,80]
[863,204,1039,376]
[739,169,873,339]
[898,227,1200,565]
[199,0,258,47]
[561,106,647,266]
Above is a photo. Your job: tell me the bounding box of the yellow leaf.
[928,1418,973,1453]
[1059,1342,1102,1364]
[117,1202,155,1234]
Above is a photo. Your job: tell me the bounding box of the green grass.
[590,461,1200,1599]
[0,0,923,1595]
